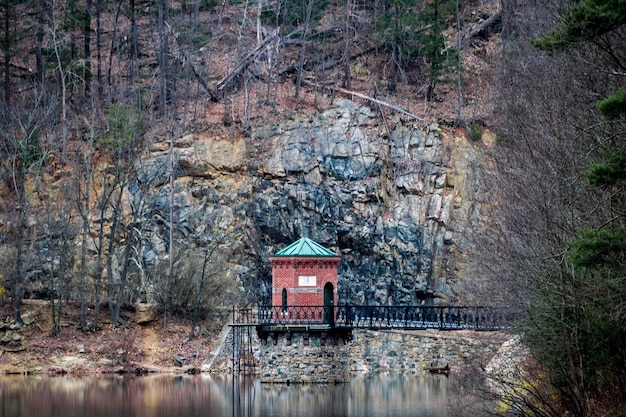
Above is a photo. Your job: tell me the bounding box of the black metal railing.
[257,305,334,325]
[246,305,518,331]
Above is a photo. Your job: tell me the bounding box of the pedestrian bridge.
[233,305,518,331]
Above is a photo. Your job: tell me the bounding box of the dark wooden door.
[324,282,334,325]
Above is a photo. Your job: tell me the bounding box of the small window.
[282,288,288,314]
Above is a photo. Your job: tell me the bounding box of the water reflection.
[0,374,452,417]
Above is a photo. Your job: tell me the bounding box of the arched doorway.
[281,288,288,315]
[323,282,334,325]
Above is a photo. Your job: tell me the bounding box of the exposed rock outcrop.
[136,99,488,305]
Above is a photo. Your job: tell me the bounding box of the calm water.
[0,373,455,417]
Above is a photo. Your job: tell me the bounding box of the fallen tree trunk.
[313,42,383,73]
[460,10,502,50]
[167,22,219,102]
[217,30,279,91]
[302,80,423,121]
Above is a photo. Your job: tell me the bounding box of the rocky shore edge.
[0,300,227,377]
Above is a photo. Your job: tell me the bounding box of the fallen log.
[3,346,27,353]
[428,364,450,375]
[302,80,424,121]
[313,42,384,73]
[460,10,502,50]
[217,29,279,91]
[166,22,219,102]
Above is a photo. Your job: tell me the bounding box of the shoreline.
[0,300,225,377]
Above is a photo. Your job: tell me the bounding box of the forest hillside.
[0,0,503,325]
[1,1,625,416]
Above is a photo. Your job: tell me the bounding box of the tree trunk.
[295,0,314,104]
[35,1,46,86]
[455,0,462,125]
[106,176,125,326]
[113,228,134,326]
[89,176,116,331]
[77,116,95,329]
[389,4,400,94]
[342,0,352,90]
[13,209,24,326]
[3,2,12,107]
[460,10,501,50]
[106,3,122,97]
[158,0,170,118]
[129,0,138,91]
[11,159,27,326]
[189,247,212,340]
[164,136,174,328]
[96,0,102,98]
[84,0,92,95]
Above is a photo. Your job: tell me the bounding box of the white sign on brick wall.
[298,275,316,286]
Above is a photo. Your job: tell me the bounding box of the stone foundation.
[349,329,507,374]
[258,330,352,383]
[251,328,508,383]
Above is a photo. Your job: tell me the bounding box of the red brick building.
[269,237,340,319]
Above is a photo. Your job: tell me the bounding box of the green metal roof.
[273,237,339,257]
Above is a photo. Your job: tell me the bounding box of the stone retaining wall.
[258,332,351,383]
[218,328,510,383]
[349,329,507,374]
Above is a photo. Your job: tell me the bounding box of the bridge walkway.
[232,305,518,331]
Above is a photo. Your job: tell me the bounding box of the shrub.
[468,122,484,142]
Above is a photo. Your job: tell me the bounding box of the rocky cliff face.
[139,100,488,306]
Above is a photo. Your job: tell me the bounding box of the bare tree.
[341,0,354,90]
[158,0,171,118]
[0,90,55,325]
[74,104,97,329]
[1,0,15,106]
[470,0,626,414]
[34,186,76,336]
[188,228,241,340]
[295,0,315,104]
